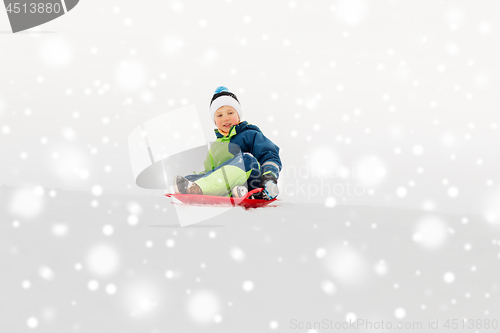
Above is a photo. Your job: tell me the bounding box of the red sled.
[165,188,277,209]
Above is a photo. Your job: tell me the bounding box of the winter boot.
[174,175,203,195]
[186,182,203,195]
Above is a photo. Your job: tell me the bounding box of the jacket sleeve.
[250,132,282,179]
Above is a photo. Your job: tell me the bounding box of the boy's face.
[214,105,240,132]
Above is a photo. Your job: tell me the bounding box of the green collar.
[215,125,237,139]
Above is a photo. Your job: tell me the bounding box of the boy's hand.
[261,173,279,200]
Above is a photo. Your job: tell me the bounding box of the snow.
[323,245,368,287]
[448,186,459,198]
[413,216,448,249]
[412,145,424,156]
[186,290,220,324]
[396,186,407,197]
[242,280,254,292]
[106,284,117,295]
[9,187,44,218]
[315,247,326,258]
[85,243,120,277]
[443,271,456,284]
[124,280,161,317]
[355,155,387,187]
[321,280,337,295]
[345,312,357,322]
[324,196,337,208]
[88,279,99,291]
[51,223,69,237]
[374,260,388,276]
[1,187,498,330]
[229,247,246,262]
[91,185,103,196]
[394,307,406,319]
[127,214,139,225]
[38,266,54,281]
[116,61,147,91]
[171,1,184,13]
[102,224,114,236]
[26,317,38,329]
[40,37,72,67]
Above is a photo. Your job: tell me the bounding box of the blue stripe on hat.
[214,86,229,94]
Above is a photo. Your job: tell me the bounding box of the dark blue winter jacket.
[203,121,281,178]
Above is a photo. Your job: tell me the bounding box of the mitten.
[261,172,279,200]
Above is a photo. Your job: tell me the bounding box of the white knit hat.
[209,86,243,124]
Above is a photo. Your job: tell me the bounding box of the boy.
[173,86,281,200]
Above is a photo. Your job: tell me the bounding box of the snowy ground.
[2,185,499,332]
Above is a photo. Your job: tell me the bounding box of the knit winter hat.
[209,86,243,124]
